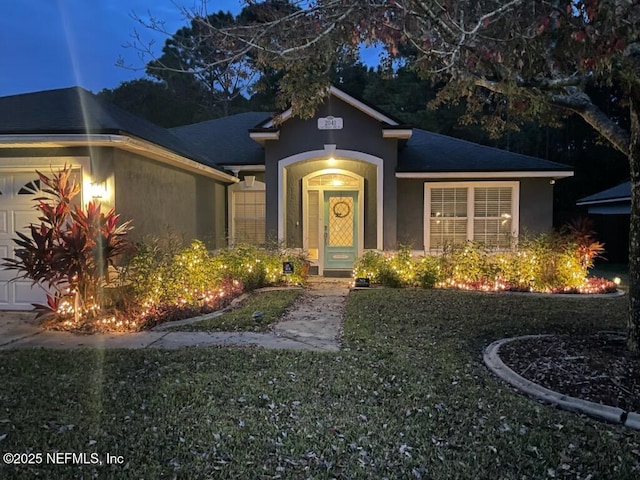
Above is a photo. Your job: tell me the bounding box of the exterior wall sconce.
[325,144,337,164]
[89,180,107,199]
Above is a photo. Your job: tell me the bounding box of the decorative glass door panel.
[323,191,357,270]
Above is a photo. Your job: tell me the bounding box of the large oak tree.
[135,0,640,349]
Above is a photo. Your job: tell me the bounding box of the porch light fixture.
[324,144,337,164]
[89,180,107,199]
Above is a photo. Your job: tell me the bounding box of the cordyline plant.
[2,166,132,321]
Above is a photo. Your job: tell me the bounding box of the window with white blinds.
[425,182,518,252]
[229,180,266,245]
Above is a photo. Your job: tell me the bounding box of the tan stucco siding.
[113,150,227,248]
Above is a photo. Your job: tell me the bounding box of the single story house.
[577,181,630,263]
[0,86,573,309]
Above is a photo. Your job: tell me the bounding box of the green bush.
[353,246,417,287]
[352,230,597,292]
[415,255,442,288]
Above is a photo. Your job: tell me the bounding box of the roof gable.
[256,86,402,128]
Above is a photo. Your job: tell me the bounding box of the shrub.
[2,166,132,320]
[353,246,417,288]
[415,255,442,288]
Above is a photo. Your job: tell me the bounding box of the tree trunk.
[627,90,640,352]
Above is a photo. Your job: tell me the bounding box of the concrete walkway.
[0,279,348,352]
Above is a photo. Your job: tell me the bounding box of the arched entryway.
[277,146,384,275]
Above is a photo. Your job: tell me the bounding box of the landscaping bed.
[499,334,640,413]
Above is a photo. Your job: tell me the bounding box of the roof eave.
[395,170,574,179]
[0,133,239,183]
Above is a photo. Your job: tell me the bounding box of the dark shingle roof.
[0,87,227,172]
[398,129,572,172]
[170,112,269,165]
[577,181,631,205]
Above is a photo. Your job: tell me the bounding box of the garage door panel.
[0,172,56,310]
[0,282,8,305]
[13,280,46,308]
[0,211,7,235]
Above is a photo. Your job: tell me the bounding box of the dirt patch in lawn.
[499,334,640,413]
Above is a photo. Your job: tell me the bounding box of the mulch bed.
[499,334,640,413]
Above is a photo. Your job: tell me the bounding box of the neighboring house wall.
[263,95,399,247]
[113,150,227,248]
[397,177,555,250]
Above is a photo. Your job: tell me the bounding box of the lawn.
[1,289,638,479]
[169,289,303,332]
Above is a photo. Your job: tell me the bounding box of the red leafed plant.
[2,165,132,321]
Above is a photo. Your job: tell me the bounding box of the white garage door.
[0,173,50,310]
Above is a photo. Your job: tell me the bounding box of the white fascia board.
[382,128,413,139]
[261,85,399,128]
[329,86,399,125]
[0,134,239,183]
[396,171,574,179]
[576,197,631,206]
[222,164,265,172]
[249,131,280,145]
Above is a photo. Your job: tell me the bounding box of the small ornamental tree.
[2,166,132,321]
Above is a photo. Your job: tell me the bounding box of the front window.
[425,182,518,252]
[229,179,266,245]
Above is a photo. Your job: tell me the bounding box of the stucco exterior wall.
[397,177,557,249]
[285,159,377,248]
[113,150,227,248]
[263,95,399,247]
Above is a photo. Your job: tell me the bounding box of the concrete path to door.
[0,279,349,352]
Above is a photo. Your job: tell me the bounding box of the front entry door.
[323,191,357,270]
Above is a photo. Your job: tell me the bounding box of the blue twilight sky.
[0,1,251,97]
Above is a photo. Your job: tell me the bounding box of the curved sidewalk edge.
[484,335,640,430]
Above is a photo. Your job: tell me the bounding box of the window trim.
[228,178,266,246]
[423,181,520,252]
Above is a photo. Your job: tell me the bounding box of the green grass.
[1,289,638,479]
[170,289,303,331]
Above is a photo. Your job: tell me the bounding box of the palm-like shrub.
[2,166,132,320]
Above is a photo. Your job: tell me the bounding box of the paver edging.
[483,335,639,429]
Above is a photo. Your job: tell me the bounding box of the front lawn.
[1,289,638,479]
[170,289,303,332]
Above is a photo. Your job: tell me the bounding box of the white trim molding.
[278,149,384,251]
[0,134,239,183]
[302,169,365,275]
[423,181,520,252]
[262,86,400,128]
[397,171,574,179]
[382,128,413,139]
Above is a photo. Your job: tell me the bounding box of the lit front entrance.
[324,191,357,270]
[302,169,364,274]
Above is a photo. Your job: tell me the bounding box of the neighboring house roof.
[397,129,572,174]
[170,112,269,166]
[576,181,631,206]
[0,87,234,178]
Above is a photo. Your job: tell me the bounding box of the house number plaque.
[317,116,343,130]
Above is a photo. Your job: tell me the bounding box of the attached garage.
[0,172,51,309]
